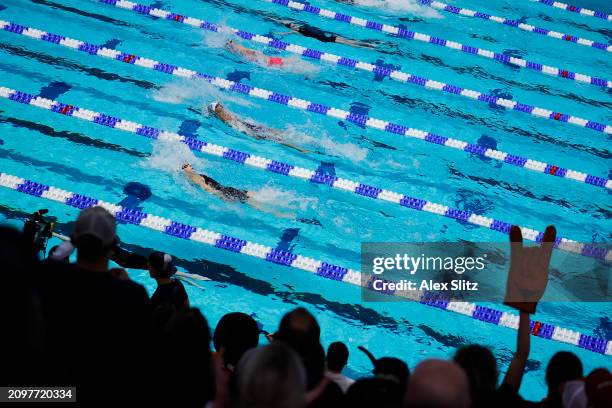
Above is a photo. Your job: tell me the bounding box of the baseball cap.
[149,251,177,276]
[72,206,117,247]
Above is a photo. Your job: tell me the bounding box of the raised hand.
[504,225,556,314]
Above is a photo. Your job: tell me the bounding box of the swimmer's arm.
[230,42,257,59]
[280,141,311,154]
[245,126,310,154]
[335,36,376,49]
[185,171,228,201]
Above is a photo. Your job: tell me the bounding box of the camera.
[23,209,55,257]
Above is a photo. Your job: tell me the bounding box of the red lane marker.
[60,105,73,115]
[532,321,542,336]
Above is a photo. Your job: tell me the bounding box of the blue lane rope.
[0,172,609,355]
[534,0,611,21]
[1,84,610,264]
[265,0,611,88]
[0,20,610,191]
[416,0,610,52]
[94,0,612,135]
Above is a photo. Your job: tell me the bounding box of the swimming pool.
[0,0,610,399]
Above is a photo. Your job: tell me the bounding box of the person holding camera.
[38,206,152,404]
[148,251,189,311]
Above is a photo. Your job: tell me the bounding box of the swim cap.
[208,101,219,113]
[268,56,284,66]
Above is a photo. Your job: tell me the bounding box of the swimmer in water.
[207,101,310,154]
[273,19,375,49]
[226,39,285,67]
[182,163,252,204]
[182,163,298,219]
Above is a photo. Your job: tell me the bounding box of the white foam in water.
[284,125,369,162]
[203,24,234,49]
[249,185,319,219]
[141,139,200,175]
[153,78,256,110]
[353,0,442,18]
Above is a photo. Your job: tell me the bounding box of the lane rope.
[415,0,610,52]
[265,0,611,88]
[534,0,611,21]
[1,20,610,192]
[1,84,610,263]
[0,171,609,355]
[94,0,612,135]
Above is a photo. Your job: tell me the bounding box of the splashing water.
[141,139,200,175]
[152,78,257,110]
[250,185,319,218]
[203,24,235,49]
[203,23,319,75]
[284,125,369,162]
[353,0,443,18]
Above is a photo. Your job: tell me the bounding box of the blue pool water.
[0,0,610,399]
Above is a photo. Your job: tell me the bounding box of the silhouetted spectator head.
[213,312,259,370]
[162,308,214,405]
[585,368,612,408]
[453,345,498,396]
[235,343,307,408]
[374,357,410,390]
[72,206,117,263]
[275,308,325,390]
[345,377,402,408]
[148,251,177,279]
[359,346,410,391]
[404,359,470,408]
[327,341,349,373]
[546,351,583,399]
[164,307,210,348]
[276,307,321,343]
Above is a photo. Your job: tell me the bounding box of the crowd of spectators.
[1,205,610,407]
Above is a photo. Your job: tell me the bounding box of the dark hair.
[345,378,402,408]
[374,357,410,390]
[453,345,498,396]
[358,346,409,390]
[327,341,349,372]
[213,312,259,369]
[276,307,320,343]
[275,308,324,390]
[74,235,115,262]
[161,308,214,404]
[545,351,583,398]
